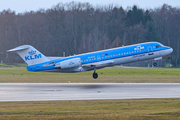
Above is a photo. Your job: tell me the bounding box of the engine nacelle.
[54,58,81,69]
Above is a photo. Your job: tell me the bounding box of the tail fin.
[7,45,49,65]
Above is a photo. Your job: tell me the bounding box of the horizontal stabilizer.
[7,45,29,52]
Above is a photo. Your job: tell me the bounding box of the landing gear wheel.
[93,72,98,79]
[153,62,157,66]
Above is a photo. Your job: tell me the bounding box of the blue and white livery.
[7,42,173,79]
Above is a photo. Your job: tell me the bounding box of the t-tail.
[7,45,49,65]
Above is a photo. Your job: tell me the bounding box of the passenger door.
[148,46,154,55]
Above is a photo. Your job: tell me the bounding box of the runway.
[0,83,180,102]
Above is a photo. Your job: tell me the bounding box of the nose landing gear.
[153,62,157,66]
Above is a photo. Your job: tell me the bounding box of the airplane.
[7,42,173,79]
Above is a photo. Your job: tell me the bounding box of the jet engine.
[54,58,81,69]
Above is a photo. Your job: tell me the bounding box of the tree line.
[0,2,180,66]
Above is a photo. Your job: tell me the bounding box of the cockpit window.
[156,45,161,48]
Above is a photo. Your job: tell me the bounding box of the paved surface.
[0,83,180,101]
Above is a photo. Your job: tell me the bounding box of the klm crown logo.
[28,50,36,56]
[25,50,42,61]
[134,46,144,51]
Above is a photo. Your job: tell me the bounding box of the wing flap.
[82,60,114,67]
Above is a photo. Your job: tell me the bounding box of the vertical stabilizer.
[7,45,49,65]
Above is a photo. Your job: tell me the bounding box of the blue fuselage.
[26,42,172,72]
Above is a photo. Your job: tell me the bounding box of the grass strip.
[0,99,180,119]
[0,67,180,83]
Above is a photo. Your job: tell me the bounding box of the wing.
[82,60,114,67]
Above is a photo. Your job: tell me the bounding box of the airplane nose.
[169,48,173,54]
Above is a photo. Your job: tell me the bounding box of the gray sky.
[1,0,180,13]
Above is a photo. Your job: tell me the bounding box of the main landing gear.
[93,72,98,79]
[92,67,98,79]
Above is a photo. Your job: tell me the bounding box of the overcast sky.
[1,0,180,13]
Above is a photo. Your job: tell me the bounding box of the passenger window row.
[83,50,142,62]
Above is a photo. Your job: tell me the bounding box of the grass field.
[0,67,180,83]
[0,99,180,120]
[1,67,180,119]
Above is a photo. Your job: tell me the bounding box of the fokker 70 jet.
[7,42,173,79]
